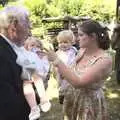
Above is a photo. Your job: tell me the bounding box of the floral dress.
[63,53,112,120]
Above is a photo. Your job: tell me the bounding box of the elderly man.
[0,6,31,120]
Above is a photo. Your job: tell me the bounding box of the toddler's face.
[58,39,72,51]
[27,41,37,51]
[31,47,45,58]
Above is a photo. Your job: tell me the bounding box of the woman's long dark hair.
[78,20,110,50]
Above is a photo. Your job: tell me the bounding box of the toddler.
[56,30,78,104]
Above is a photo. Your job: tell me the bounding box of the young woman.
[46,20,112,120]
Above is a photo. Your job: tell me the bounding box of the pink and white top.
[56,46,77,93]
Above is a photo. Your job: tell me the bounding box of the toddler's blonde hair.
[57,30,75,44]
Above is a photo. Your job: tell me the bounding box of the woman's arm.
[54,57,112,88]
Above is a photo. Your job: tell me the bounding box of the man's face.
[14,17,31,46]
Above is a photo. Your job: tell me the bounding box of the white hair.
[0,5,29,29]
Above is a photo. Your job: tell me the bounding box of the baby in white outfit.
[14,45,51,120]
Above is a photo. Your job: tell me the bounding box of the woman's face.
[78,29,92,48]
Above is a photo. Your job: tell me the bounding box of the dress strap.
[89,52,111,66]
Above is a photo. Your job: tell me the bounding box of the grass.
[105,72,120,120]
[40,75,63,120]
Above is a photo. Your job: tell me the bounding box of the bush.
[23,0,116,38]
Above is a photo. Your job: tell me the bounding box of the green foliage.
[22,0,116,37]
[24,0,47,16]
[24,0,48,26]
[79,0,115,22]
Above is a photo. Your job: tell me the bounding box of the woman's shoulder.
[91,51,112,71]
[88,50,112,67]
[98,50,112,60]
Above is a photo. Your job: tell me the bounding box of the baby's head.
[24,36,43,51]
[57,30,75,51]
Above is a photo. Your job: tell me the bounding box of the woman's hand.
[44,47,61,66]
[75,48,86,63]
[47,49,63,66]
[45,48,58,62]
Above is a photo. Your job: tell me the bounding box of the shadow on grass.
[105,72,120,120]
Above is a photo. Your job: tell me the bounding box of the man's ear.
[7,21,18,40]
[9,19,18,31]
[12,19,18,28]
[8,22,17,33]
